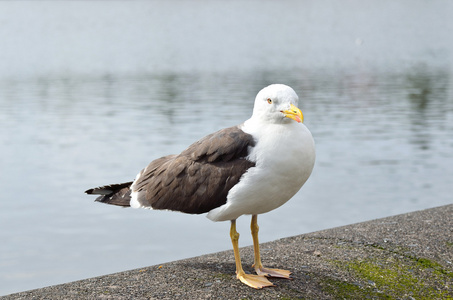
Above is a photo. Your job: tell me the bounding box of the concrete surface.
[3,204,452,299]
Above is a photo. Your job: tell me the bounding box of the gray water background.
[0,0,452,295]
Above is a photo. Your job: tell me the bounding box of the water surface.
[0,0,452,295]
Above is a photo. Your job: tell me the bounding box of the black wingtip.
[85,181,133,207]
[85,188,95,194]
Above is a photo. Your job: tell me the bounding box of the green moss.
[319,239,453,299]
[325,258,452,299]
[414,257,453,278]
[349,261,424,298]
[323,277,390,299]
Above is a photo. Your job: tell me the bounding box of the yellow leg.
[230,220,274,289]
[251,215,292,279]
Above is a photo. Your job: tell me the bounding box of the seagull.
[85,84,316,289]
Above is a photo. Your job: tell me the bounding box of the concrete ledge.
[3,204,452,299]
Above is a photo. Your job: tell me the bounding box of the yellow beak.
[281,104,304,123]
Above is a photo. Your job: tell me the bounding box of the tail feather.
[85,181,133,207]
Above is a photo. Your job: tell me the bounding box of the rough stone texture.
[2,204,452,299]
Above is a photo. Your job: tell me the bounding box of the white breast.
[207,119,315,222]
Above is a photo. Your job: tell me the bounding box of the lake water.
[1,0,452,296]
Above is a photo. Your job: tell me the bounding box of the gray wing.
[132,126,256,214]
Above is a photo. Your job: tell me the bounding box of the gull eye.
[267,98,272,104]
